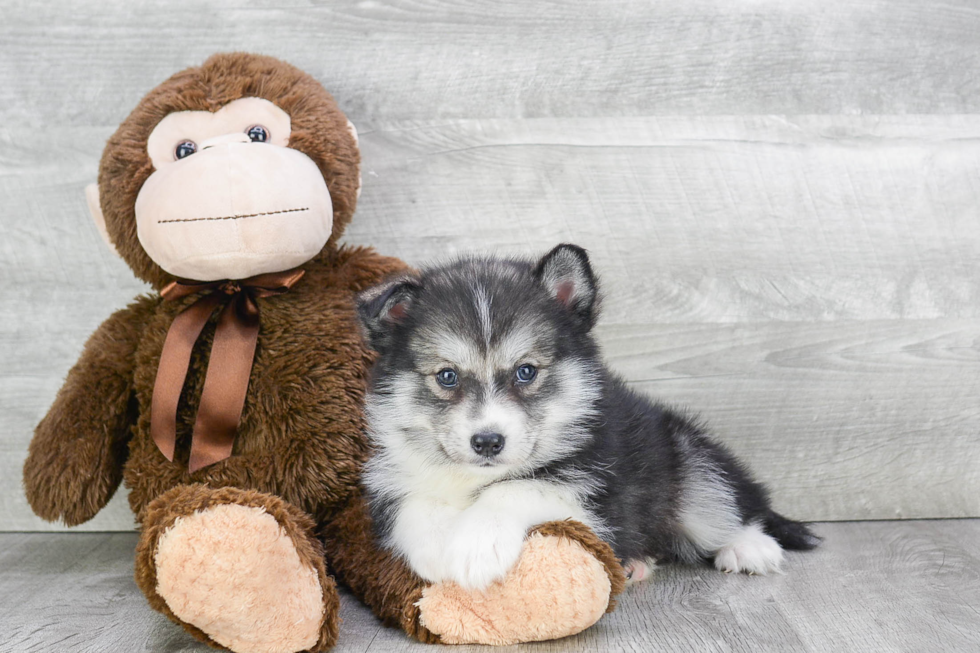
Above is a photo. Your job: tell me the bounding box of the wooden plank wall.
[1,0,978,530]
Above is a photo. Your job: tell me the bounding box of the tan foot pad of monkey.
[137,485,338,652]
[417,520,627,645]
[23,53,623,652]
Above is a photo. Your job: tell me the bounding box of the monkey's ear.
[85,183,121,258]
[356,274,422,352]
[346,120,362,199]
[534,244,600,329]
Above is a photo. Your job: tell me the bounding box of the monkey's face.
[93,53,362,289]
[134,97,335,281]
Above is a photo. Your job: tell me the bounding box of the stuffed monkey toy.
[23,53,624,652]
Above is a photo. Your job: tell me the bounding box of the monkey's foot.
[136,485,339,653]
[417,520,626,645]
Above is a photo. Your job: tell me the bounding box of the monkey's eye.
[174,141,197,160]
[515,364,537,384]
[246,125,269,143]
[436,368,459,388]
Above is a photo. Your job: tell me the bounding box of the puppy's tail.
[764,511,822,551]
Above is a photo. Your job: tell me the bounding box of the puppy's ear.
[534,244,599,328]
[357,273,422,352]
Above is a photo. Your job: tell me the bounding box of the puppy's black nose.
[471,432,505,457]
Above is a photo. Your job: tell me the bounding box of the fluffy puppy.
[357,244,819,590]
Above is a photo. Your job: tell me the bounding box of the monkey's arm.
[23,296,157,526]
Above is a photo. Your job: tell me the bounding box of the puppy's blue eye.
[516,364,537,384]
[436,368,458,388]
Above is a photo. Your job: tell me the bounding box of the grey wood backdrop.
[2,0,979,531]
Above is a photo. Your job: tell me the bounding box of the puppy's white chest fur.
[369,452,600,590]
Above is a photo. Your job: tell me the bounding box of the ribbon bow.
[150,268,306,472]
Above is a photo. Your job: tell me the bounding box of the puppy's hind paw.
[713,523,784,575]
[624,557,657,585]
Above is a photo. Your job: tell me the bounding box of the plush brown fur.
[23,52,620,651]
[320,490,442,644]
[25,295,156,526]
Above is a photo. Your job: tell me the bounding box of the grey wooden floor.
[2,521,979,653]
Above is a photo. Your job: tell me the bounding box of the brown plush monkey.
[23,53,623,652]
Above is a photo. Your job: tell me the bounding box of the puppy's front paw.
[417,522,622,645]
[407,545,450,584]
[445,513,527,590]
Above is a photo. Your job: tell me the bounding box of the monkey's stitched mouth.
[157,207,310,224]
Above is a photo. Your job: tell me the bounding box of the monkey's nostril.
[470,432,505,457]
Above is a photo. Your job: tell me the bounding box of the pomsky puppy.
[357,244,819,590]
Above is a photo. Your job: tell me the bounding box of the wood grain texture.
[346,116,980,324]
[606,321,980,521]
[5,116,979,528]
[3,0,980,123]
[3,1,980,530]
[3,523,979,652]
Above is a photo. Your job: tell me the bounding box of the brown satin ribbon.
[150,268,305,473]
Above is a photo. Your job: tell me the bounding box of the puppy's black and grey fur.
[358,245,819,590]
